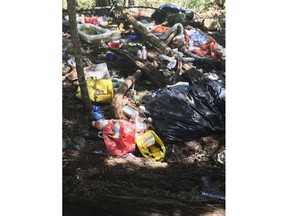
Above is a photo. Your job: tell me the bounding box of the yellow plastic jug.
[136,130,166,162]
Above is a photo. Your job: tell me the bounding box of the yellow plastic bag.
[75,79,114,104]
[136,130,166,162]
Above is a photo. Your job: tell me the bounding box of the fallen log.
[62,6,112,15]
[122,12,171,54]
[111,69,142,119]
[110,46,171,87]
[122,6,158,10]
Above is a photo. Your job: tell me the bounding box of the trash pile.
[62,3,225,165]
[63,5,226,212]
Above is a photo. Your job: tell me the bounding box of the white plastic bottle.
[137,49,142,59]
[122,105,139,119]
[141,46,147,60]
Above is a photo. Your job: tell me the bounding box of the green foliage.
[134,0,216,12]
[186,0,214,12]
[62,0,68,10]
[62,0,96,10]
[76,0,96,9]
[62,0,217,12]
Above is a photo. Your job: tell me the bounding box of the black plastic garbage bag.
[142,79,225,143]
[160,4,185,13]
[151,4,193,24]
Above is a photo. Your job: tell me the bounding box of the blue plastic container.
[127,35,139,41]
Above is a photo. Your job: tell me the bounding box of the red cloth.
[84,16,98,24]
[192,39,222,60]
[184,30,190,46]
[151,25,170,33]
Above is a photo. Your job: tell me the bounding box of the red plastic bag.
[102,119,136,156]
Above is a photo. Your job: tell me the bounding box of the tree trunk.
[67,0,92,114]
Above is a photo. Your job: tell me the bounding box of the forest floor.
[63,5,226,216]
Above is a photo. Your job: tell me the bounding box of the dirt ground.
[63,5,225,216]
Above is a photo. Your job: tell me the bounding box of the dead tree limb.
[111,69,142,119]
[111,46,170,87]
[122,12,172,55]
[122,6,158,10]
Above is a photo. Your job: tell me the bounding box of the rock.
[202,18,221,31]
[73,137,86,150]
[63,133,71,150]
[63,138,67,149]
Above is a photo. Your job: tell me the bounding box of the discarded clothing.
[152,23,190,46]
[188,31,210,48]
[190,39,223,60]
[151,25,170,33]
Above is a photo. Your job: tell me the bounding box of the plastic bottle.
[137,49,142,59]
[151,88,161,97]
[141,46,147,60]
[122,106,139,119]
[135,116,147,133]
[92,119,108,130]
[167,59,177,69]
